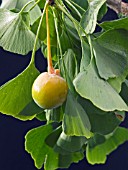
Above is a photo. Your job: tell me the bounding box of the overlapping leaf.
[1,0,41,24]
[63,92,91,138]
[78,97,122,135]
[80,39,91,72]
[61,49,78,81]
[31,8,57,46]
[0,8,40,54]
[80,0,106,34]
[108,67,128,93]
[120,80,128,105]
[0,64,39,120]
[74,62,128,111]
[19,100,43,116]
[86,127,128,164]
[46,106,63,123]
[25,124,84,170]
[93,29,128,80]
[100,17,128,31]
[56,132,87,152]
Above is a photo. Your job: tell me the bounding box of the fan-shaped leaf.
[74,62,128,111]
[25,124,84,169]
[93,29,128,80]
[100,17,128,31]
[80,0,106,34]
[78,97,122,135]
[56,132,87,152]
[63,92,91,138]
[0,8,40,54]
[0,64,39,120]
[1,0,41,25]
[19,100,43,116]
[86,127,128,164]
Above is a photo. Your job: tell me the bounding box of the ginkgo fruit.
[32,72,68,109]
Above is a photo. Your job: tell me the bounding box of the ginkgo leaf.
[1,0,41,25]
[0,64,39,120]
[108,67,128,93]
[80,39,91,72]
[25,124,84,169]
[19,100,43,116]
[78,97,122,135]
[93,29,128,80]
[74,61,128,111]
[31,8,57,46]
[0,0,17,10]
[45,126,87,153]
[86,127,128,164]
[80,0,106,34]
[56,132,87,152]
[63,92,91,138]
[0,8,40,54]
[100,17,128,31]
[46,106,63,123]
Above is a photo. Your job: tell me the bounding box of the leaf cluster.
[0,0,128,169]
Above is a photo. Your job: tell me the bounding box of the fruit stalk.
[46,6,55,74]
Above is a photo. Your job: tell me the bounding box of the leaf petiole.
[65,0,82,18]
[66,0,86,13]
[52,8,66,78]
[55,0,87,37]
[27,0,41,12]
[30,1,49,64]
[19,0,35,14]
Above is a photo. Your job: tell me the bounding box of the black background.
[0,3,128,170]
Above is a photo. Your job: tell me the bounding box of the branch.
[106,0,128,16]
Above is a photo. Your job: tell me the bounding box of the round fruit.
[32,72,68,109]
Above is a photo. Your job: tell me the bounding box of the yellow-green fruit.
[32,72,68,109]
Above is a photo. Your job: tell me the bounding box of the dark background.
[0,3,128,170]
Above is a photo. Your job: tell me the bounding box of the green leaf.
[74,62,128,111]
[25,124,57,169]
[60,30,72,53]
[100,17,128,31]
[120,80,128,105]
[1,0,41,25]
[61,49,78,81]
[58,152,84,169]
[56,132,87,152]
[46,126,85,168]
[46,106,64,123]
[80,39,91,72]
[97,2,107,21]
[86,127,128,164]
[78,97,122,135]
[64,17,81,52]
[108,67,128,93]
[69,0,88,13]
[0,8,40,54]
[80,0,106,34]
[93,29,128,80]
[63,92,91,138]
[35,0,45,9]
[0,64,39,120]
[60,49,77,95]
[46,126,87,153]
[36,111,46,121]
[28,2,41,25]
[1,0,17,10]
[25,124,84,169]
[31,8,57,46]
[45,126,62,148]
[19,100,43,116]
